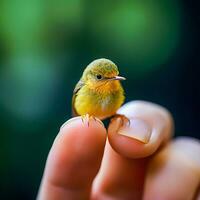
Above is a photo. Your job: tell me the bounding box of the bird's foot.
[81,114,104,127]
[81,114,90,126]
[111,114,130,128]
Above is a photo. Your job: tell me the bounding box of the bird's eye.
[96,74,102,80]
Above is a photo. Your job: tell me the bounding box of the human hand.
[37,101,200,200]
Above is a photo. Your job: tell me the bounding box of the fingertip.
[53,117,107,163]
[52,116,107,173]
[108,101,174,158]
[59,116,106,136]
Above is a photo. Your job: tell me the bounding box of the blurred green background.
[0,0,199,199]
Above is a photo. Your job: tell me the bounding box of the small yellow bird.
[72,58,126,121]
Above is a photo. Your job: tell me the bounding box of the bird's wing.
[72,80,85,116]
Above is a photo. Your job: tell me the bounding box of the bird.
[72,58,126,123]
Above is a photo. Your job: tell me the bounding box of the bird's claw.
[81,114,90,126]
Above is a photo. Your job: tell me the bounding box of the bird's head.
[82,58,125,92]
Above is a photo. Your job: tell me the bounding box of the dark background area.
[0,0,199,199]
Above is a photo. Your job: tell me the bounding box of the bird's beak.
[113,76,126,81]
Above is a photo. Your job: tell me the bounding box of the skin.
[37,101,200,200]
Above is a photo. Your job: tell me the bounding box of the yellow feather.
[72,58,125,120]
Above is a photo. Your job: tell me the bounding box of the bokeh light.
[0,56,61,120]
[89,0,182,75]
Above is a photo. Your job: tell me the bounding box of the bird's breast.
[74,85,124,119]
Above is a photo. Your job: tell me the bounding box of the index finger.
[37,117,106,200]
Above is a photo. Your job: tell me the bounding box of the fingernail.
[117,118,152,143]
[60,116,81,130]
